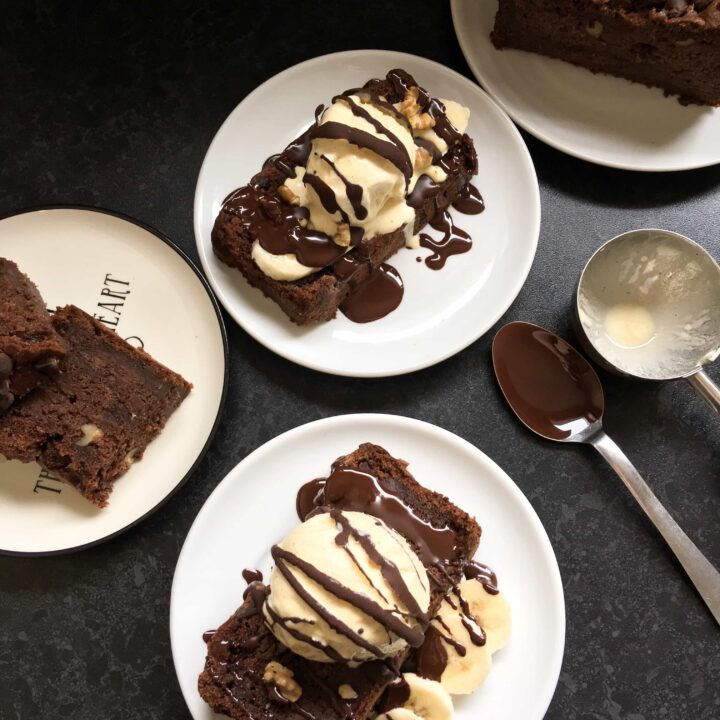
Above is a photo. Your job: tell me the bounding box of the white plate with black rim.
[194,49,540,378]
[451,0,720,172]
[170,413,565,720]
[0,207,227,555]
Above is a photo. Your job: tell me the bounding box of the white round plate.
[452,0,720,172]
[195,50,539,378]
[171,414,565,720]
[0,207,227,555]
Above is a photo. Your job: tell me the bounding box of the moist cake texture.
[492,0,720,106]
[0,305,191,507]
[212,69,479,324]
[198,443,482,720]
[0,258,66,412]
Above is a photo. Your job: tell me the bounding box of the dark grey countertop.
[1,2,719,718]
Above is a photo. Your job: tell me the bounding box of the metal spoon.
[576,229,720,414]
[492,320,720,625]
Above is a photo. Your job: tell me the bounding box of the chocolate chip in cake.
[0,382,15,412]
[586,20,604,37]
[665,0,689,17]
[0,352,13,380]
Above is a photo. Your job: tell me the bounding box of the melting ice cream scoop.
[576,229,720,414]
[263,510,431,664]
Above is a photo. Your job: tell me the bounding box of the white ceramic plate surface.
[171,414,565,720]
[194,50,540,377]
[451,0,720,172]
[0,207,227,555]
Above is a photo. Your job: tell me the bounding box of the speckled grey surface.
[1,2,719,719]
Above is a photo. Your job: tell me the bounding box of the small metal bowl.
[575,228,720,413]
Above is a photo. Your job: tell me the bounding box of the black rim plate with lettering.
[0,206,228,555]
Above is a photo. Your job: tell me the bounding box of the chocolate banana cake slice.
[212,68,479,324]
[0,258,66,413]
[198,443,481,720]
[0,305,191,507]
[492,0,720,106]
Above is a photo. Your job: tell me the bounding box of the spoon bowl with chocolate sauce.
[493,321,720,625]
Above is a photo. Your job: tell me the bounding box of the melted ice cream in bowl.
[576,229,720,414]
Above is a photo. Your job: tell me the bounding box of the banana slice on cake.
[376,673,453,720]
[461,578,511,655]
[418,579,511,695]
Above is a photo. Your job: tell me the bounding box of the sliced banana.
[458,579,511,655]
[427,581,511,695]
[377,673,453,720]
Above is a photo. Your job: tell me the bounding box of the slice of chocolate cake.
[0,305,191,507]
[212,69,479,325]
[0,258,66,413]
[492,0,720,106]
[198,443,481,720]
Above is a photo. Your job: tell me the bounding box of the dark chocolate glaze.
[493,322,604,441]
[321,153,367,221]
[414,136,441,164]
[453,585,486,647]
[332,94,413,184]
[242,568,263,584]
[331,508,429,625]
[310,121,412,186]
[377,676,411,713]
[452,183,485,215]
[264,599,345,663]
[297,465,460,576]
[223,184,346,269]
[419,209,473,270]
[296,477,326,521]
[415,624,449,682]
[303,171,350,225]
[416,561,500,681]
[265,124,315,178]
[202,629,215,643]
[332,254,363,283]
[464,561,499,595]
[339,263,404,323]
[406,174,441,210]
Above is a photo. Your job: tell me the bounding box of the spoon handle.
[590,430,720,626]
[686,369,720,415]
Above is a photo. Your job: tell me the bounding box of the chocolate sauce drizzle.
[223,184,347,268]
[377,675,411,713]
[464,561,499,595]
[415,562,499,682]
[321,154,367,221]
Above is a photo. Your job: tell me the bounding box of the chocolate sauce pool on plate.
[340,263,404,323]
[493,322,604,441]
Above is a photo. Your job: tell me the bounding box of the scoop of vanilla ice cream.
[263,510,430,665]
[284,95,417,240]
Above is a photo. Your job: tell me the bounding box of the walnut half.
[278,184,300,206]
[399,86,435,132]
[263,661,302,703]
